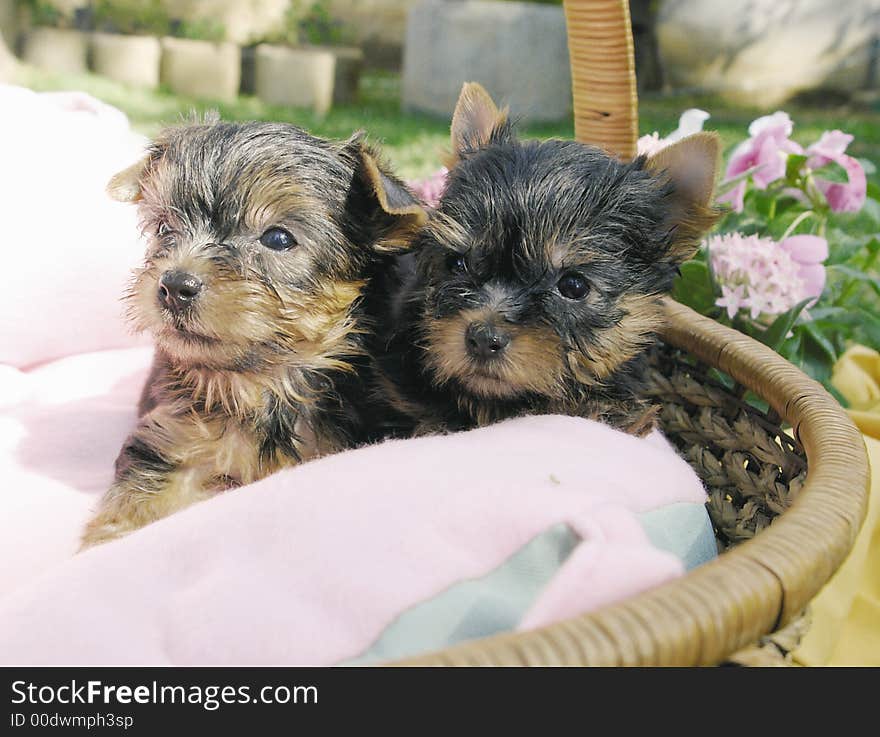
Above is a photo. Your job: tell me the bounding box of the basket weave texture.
[398,1,870,666]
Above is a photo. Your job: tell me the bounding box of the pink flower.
[717,112,804,212]
[637,132,665,157]
[806,130,867,213]
[707,232,827,321]
[637,109,710,156]
[407,167,448,209]
[779,234,829,300]
[716,283,748,320]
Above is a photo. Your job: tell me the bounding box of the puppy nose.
[158,271,202,311]
[465,322,511,360]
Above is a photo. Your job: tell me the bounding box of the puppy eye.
[557,272,590,300]
[156,222,171,237]
[446,252,467,274]
[259,227,297,251]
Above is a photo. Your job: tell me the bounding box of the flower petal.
[780,235,829,265]
[666,109,711,142]
[748,111,793,139]
[807,130,854,167]
[816,153,867,213]
[798,264,827,300]
[751,137,787,188]
[637,132,665,156]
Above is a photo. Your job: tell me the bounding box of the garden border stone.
[402,0,571,123]
[160,37,241,103]
[253,44,363,114]
[91,32,161,90]
[20,27,89,75]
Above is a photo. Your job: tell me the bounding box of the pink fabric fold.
[0,85,707,666]
[0,85,149,369]
[0,348,705,665]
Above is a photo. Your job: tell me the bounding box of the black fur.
[370,127,714,435]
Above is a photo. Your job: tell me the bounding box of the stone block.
[160,36,241,102]
[91,32,162,90]
[20,27,89,75]
[402,0,571,123]
[254,43,363,114]
[658,0,880,106]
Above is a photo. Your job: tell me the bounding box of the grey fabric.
[341,502,717,665]
[342,523,578,665]
[638,502,718,571]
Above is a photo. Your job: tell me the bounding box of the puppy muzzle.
[158,270,203,314]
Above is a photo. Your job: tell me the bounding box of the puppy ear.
[106,155,150,203]
[644,131,722,262]
[448,82,511,166]
[346,138,427,253]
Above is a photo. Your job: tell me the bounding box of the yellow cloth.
[794,345,880,666]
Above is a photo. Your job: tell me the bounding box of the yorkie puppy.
[81,117,425,548]
[375,83,720,436]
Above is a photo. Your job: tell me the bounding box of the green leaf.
[867,181,880,202]
[800,322,838,364]
[785,154,808,184]
[672,260,717,315]
[706,367,735,390]
[755,299,812,352]
[752,188,777,219]
[780,329,802,359]
[812,161,850,184]
[808,305,850,323]
[827,383,850,408]
[863,197,880,226]
[859,158,878,176]
[853,309,880,350]
[825,230,877,265]
[743,391,770,414]
[797,328,834,386]
[828,264,880,297]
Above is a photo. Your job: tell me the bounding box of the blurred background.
[0,0,878,177]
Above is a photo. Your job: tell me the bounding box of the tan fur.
[567,294,664,384]
[82,119,419,549]
[359,149,428,250]
[106,155,150,202]
[422,211,473,254]
[423,308,566,399]
[80,405,329,547]
[645,132,722,261]
[445,81,510,168]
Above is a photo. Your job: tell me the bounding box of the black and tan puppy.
[375,83,720,436]
[81,117,425,548]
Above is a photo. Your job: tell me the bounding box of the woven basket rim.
[393,0,869,665]
[397,300,869,665]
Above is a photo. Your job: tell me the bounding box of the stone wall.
[402,0,571,123]
[30,0,416,68]
[0,0,18,49]
[158,0,289,45]
[658,0,880,105]
[326,0,418,68]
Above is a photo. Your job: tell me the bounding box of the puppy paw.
[78,515,132,552]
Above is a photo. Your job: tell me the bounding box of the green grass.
[17,66,880,179]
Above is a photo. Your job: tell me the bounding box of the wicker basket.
[399,0,871,666]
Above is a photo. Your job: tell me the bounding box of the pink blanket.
[0,86,706,665]
[0,345,702,664]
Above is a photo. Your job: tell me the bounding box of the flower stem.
[781,210,815,240]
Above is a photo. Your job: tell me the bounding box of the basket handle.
[563,0,639,159]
